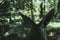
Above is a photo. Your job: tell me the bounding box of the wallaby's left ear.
[37,8,55,28]
[19,13,36,27]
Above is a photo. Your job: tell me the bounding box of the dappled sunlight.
[47,22,60,28]
[0,0,60,40]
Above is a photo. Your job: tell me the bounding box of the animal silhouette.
[18,8,55,40]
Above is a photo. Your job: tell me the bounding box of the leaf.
[57,0,60,12]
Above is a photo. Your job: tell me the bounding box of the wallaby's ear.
[19,13,36,27]
[38,8,55,28]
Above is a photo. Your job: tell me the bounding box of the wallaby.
[18,8,54,40]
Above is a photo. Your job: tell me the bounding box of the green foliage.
[0,0,60,40]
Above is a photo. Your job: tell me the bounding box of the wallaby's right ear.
[19,13,36,27]
[37,8,55,28]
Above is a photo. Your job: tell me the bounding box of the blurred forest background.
[0,0,60,40]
